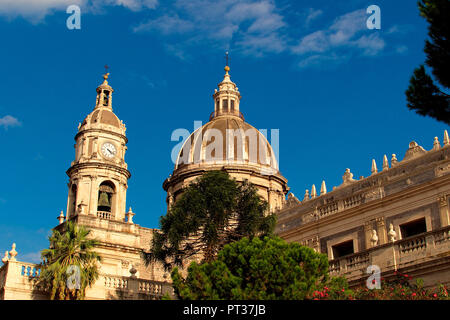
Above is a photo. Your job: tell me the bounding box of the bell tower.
[66,71,130,222]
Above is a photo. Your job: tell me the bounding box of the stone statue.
[370,230,379,247]
[388,223,397,242]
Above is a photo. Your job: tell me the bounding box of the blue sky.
[0,0,448,263]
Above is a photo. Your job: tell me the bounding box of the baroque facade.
[0,65,449,299]
[276,138,450,288]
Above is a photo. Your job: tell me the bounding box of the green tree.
[38,221,101,300]
[406,0,450,124]
[171,236,340,300]
[144,170,275,270]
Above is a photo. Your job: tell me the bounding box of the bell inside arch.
[98,191,111,212]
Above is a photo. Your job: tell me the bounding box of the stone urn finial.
[9,243,17,261]
[126,207,135,224]
[2,251,9,264]
[388,224,397,242]
[129,265,137,278]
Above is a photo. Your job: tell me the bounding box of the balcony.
[328,226,450,287]
[0,260,174,300]
[97,211,112,220]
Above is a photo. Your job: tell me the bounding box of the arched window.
[103,90,110,106]
[222,99,228,113]
[98,181,115,213]
[68,184,77,218]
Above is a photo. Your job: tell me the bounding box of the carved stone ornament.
[284,193,301,208]
[403,141,427,161]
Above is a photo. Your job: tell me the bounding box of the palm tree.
[38,221,102,300]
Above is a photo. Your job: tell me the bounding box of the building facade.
[276,137,450,288]
[1,66,449,299]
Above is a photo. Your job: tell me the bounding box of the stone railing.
[343,193,363,209]
[104,276,128,290]
[139,279,163,296]
[102,274,174,300]
[20,263,41,278]
[318,201,339,218]
[328,226,450,283]
[97,211,112,220]
[0,261,174,300]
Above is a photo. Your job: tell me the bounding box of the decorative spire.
[444,130,449,146]
[371,159,378,175]
[320,180,327,195]
[391,154,398,167]
[382,155,389,171]
[310,184,317,198]
[211,52,242,120]
[433,137,441,150]
[57,211,65,225]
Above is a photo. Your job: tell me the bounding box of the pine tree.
[406,0,450,124]
[143,170,275,271]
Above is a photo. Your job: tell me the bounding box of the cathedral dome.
[164,61,288,212]
[175,115,279,173]
[81,109,121,128]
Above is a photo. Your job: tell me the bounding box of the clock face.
[101,142,117,159]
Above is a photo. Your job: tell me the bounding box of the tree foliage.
[406,0,450,124]
[144,170,275,271]
[38,221,101,300]
[171,236,337,300]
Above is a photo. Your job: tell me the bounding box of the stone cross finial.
[370,230,379,247]
[9,243,17,261]
[444,130,449,146]
[310,184,317,199]
[371,159,378,175]
[388,224,397,242]
[383,155,389,171]
[391,154,398,167]
[2,251,9,264]
[320,180,327,195]
[126,207,135,224]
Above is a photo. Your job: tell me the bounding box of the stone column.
[364,222,372,250]
[376,217,387,245]
[438,194,449,227]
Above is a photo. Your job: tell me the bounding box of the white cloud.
[292,9,387,68]
[0,0,158,23]
[133,14,195,35]
[305,8,323,26]
[21,251,42,264]
[134,0,287,58]
[0,115,22,130]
